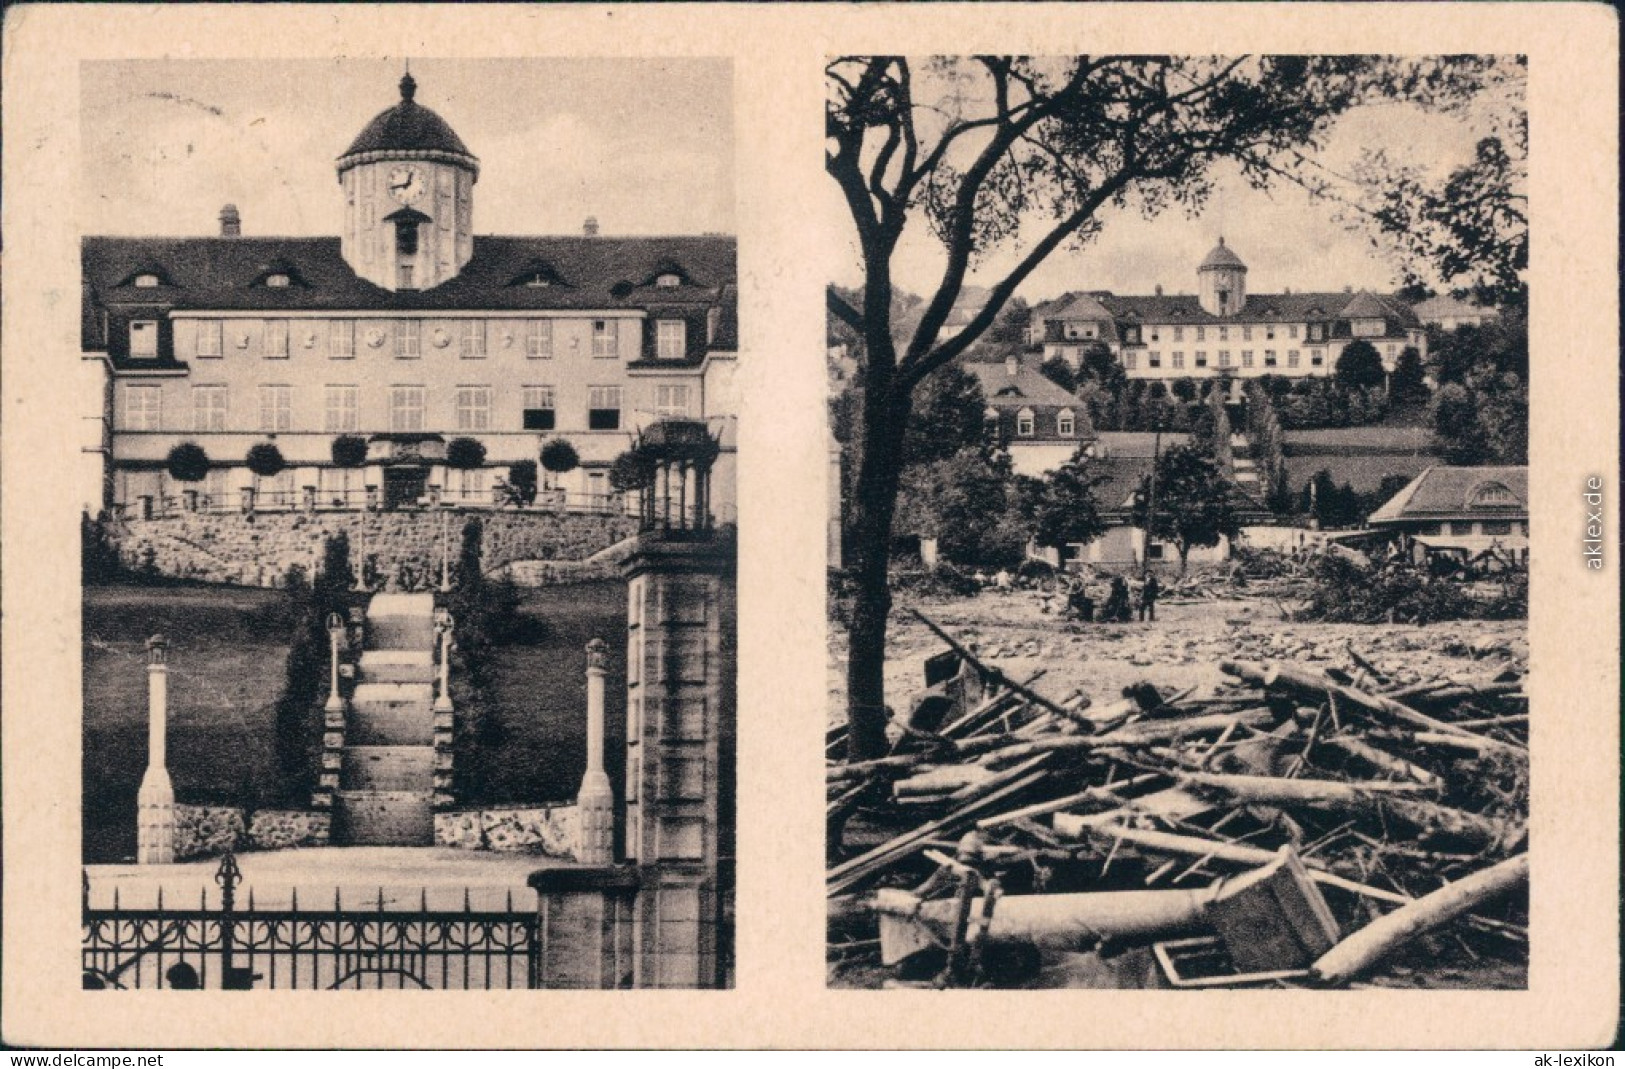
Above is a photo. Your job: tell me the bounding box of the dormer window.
[1058,409,1076,436]
[133,274,162,289]
[512,263,566,289]
[655,273,682,289]
[657,319,686,361]
[129,320,159,359]
[525,276,552,288]
[1017,408,1035,437]
[264,273,292,288]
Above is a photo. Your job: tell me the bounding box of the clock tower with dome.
[337,71,479,292]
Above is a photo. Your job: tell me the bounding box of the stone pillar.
[434,609,455,714]
[621,531,736,987]
[136,635,176,865]
[324,613,346,715]
[575,638,615,864]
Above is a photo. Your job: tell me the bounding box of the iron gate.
[83,853,541,990]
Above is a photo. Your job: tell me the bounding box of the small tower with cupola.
[336,71,480,291]
[1197,236,1248,317]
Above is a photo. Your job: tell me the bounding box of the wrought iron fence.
[83,854,540,990]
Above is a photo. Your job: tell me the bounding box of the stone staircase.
[1230,432,1261,488]
[333,593,439,846]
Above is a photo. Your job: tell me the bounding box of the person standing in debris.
[1138,571,1161,622]
[1102,576,1130,622]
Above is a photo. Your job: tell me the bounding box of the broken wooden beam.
[1310,853,1529,986]
[911,608,1094,730]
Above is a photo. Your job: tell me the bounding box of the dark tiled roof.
[1368,466,1528,524]
[964,359,1081,409]
[83,235,736,313]
[1283,452,1436,497]
[339,74,476,163]
[1199,239,1247,271]
[1092,290,1419,329]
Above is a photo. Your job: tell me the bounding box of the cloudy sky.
[81,58,735,239]
[827,61,1524,303]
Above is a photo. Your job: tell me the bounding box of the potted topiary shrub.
[329,435,368,508]
[446,436,487,469]
[539,438,580,504]
[245,442,286,511]
[503,460,538,507]
[166,442,210,511]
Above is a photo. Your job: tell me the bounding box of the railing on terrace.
[112,490,736,528]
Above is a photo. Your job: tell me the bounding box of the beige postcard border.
[2,1,1618,1049]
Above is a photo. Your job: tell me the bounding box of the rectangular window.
[657,320,687,361]
[390,386,426,432]
[1310,349,1325,367]
[1482,521,1512,536]
[1289,324,1300,339]
[258,385,292,432]
[1243,326,1254,341]
[461,320,486,359]
[265,319,289,358]
[655,383,692,417]
[1416,522,1442,537]
[324,385,359,432]
[330,321,354,359]
[124,386,161,430]
[1266,326,1276,341]
[1126,352,1139,370]
[1447,521,1474,536]
[1264,350,1278,367]
[1218,326,1229,341]
[1242,350,1255,368]
[1057,412,1075,436]
[1310,324,1324,341]
[522,386,556,431]
[192,385,228,431]
[1150,328,1160,342]
[1173,326,1184,342]
[1195,351,1208,368]
[526,320,553,359]
[396,320,419,359]
[397,264,414,290]
[592,319,620,359]
[456,385,492,431]
[1218,350,1231,369]
[588,385,623,430]
[1288,350,1301,368]
[195,321,222,358]
[1172,351,1185,369]
[1195,326,1206,341]
[320,467,361,507]
[130,321,159,359]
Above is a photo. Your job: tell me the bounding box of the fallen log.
[971,709,1275,766]
[1310,854,1529,986]
[875,886,1216,965]
[1051,821,1412,906]
[1318,734,1441,787]
[974,773,1162,831]
[1221,660,1526,759]
[1177,772,1514,851]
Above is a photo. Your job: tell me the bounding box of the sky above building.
[81,58,736,240]
[827,60,1524,305]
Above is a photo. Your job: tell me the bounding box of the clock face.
[386,165,425,204]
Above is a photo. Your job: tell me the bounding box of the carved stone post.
[575,638,614,864]
[434,607,455,714]
[137,635,176,865]
[324,612,346,715]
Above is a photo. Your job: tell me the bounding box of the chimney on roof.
[219,204,241,238]
[1005,355,1019,377]
[1154,284,1163,297]
[1344,285,1353,294]
[583,216,600,237]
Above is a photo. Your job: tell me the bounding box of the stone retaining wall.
[434,804,578,857]
[109,510,638,588]
[172,804,330,858]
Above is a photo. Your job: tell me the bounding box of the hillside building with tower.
[81,72,738,522]
[1028,237,1427,395]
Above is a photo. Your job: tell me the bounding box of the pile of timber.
[827,609,1528,989]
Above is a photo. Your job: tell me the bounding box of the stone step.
[340,745,434,791]
[367,616,437,651]
[358,650,436,684]
[333,790,435,846]
[347,700,434,746]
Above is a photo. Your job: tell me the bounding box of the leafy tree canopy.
[1335,339,1387,389]
[1131,443,1241,574]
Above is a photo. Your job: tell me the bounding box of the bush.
[609,449,656,491]
[166,442,211,483]
[447,436,487,470]
[506,461,539,506]
[331,435,368,468]
[1335,340,1386,390]
[1299,553,1509,624]
[272,534,355,805]
[246,442,286,478]
[81,511,123,585]
[540,439,580,479]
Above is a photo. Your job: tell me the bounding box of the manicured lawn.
[1283,424,1434,453]
[83,583,297,864]
[475,580,628,806]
